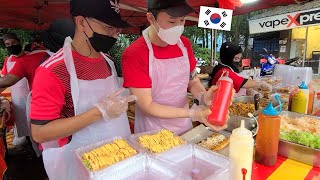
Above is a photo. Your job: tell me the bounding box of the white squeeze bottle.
[229,120,254,180]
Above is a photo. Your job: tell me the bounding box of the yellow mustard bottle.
[291,90,307,114]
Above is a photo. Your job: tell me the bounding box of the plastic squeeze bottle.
[288,87,298,111]
[308,86,315,114]
[291,90,307,114]
[299,81,309,114]
[229,120,254,180]
[255,94,282,166]
[207,71,234,126]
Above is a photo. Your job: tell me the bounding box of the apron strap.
[6,55,14,72]
[63,37,80,115]
[101,53,120,85]
[142,27,155,80]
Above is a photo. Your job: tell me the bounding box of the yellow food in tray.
[82,139,137,171]
[138,129,184,153]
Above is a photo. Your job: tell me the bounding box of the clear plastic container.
[157,144,231,180]
[94,153,187,180]
[75,136,143,179]
[130,129,186,154]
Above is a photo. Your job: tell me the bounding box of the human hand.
[258,81,272,91]
[95,88,137,119]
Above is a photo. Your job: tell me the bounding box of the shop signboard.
[249,8,320,34]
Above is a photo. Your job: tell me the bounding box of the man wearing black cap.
[122,0,230,135]
[30,0,135,179]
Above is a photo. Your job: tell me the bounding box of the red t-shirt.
[1,51,48,90]
[1,57,10,76]
[30,49,112,147]
[122,36,197,88]
[1,54,27,76]
[211,68,247,92]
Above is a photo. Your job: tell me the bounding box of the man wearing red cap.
[30,0,135,179]
[122,0,230,135]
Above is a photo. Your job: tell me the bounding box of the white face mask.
[153,21,184,45]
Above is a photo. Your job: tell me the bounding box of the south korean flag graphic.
[198,6,233,31]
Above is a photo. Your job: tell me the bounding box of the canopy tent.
[0,0,306,34]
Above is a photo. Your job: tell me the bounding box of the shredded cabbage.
[280,130,320,149]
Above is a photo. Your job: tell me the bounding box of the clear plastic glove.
[95,88,137,120]
[246,88,261,96]
[258,81,272,91]
[189,104,228,131]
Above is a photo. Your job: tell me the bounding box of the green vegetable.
[280,130,320,149]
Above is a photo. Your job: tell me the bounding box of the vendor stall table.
[252,156,320,180]
[182,125,320,180]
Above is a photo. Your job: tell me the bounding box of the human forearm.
[31,107,102,143]
[130,88,190,119]
[137,101,190,119]
[0,74,20,88]
[243,79,258,89]
[188,77,206,101]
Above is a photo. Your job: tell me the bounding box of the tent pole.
[303,26,308,67]
[211,29,214,65]
[214,29,217,63]
[211,29,217,66]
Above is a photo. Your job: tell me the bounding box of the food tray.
[75,136,143,179]
[181,125,231,157]
[278,111,320,167]
[93,153,187,180]
[130,129,186,154]
[157,144,230,180]
[228,96,258,132]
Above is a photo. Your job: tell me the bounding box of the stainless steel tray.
[227,96,258,132]
[278,140,320,167]
[227,95,282,132]
[278,111,320,167]
[181,125,231,157]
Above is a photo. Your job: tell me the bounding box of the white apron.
[6,55,30,137]
[134,27,192,135]
[41,37,131,180]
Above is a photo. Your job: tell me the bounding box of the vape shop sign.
[249,8,320,34]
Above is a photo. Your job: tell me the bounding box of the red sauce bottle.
[207,71,234,126]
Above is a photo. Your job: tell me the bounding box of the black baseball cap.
[148,0,198,17]
[70,0,130,28]
[40,19,75,53]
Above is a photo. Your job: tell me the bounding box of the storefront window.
[291,26,320,74]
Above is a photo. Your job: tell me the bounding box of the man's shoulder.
[180,36,191,44]
[124,36,148,53]
[39,49,66,71]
